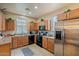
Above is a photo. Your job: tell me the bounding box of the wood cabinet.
[21,36,29,46]
[37,19,51,31]
[5,19,15,31]
[34,35,37,43]
[0,43,11,56]
[0,13,5,31]
[37,22,40,30]
[42,36,54,53]
[42,36,48,49]
[29,22,38,31]
[47,38,54,53]
[12,37,18,48]
[58,8,79,21]
[44,20,51,31]
[69,8,79,19]
[57,13,67,21]
[12,36,29,49]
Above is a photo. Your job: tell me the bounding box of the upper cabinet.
[37,19,51,31]
[44,19,51,31]
[0,12,15,31]
[0,13,5,31]
[29,22,38,31]
[57,13,67,21]
[5,18,15,31]
[57,8,79,21]
[69,8,79,19]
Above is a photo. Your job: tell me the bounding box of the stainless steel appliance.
[37,31,48,47]
[55,19,79,56]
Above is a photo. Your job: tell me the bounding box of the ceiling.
[0,3,70,18]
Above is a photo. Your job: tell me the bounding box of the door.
[64,19,79,56]
[55,20,64,56]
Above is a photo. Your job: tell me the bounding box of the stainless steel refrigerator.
[55,19,79,56]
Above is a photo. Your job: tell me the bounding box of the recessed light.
[34,6,38,9]
[29,12,31,14]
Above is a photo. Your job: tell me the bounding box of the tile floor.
[11,44,54,56]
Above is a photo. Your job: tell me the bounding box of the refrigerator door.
[64,19,79,56]
[54,21,64,56]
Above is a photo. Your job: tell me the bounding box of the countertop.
[10,34,38,37]
[43,36,55,39]
[0,37,11,45]
[0,34,54,45]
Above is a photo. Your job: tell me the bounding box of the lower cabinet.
[47,38,54,53]
[12,37,18,48]
[42,36,54,53]
[34,35,37,43]
[12,36,29,49]
[21,36,29,46]
[42,36,48,49]
[0,43,11,56]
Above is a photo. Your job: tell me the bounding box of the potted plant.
[30,21,36,25]
[6,18,13,22]
[40,19,44,22]
[64,8,71,13]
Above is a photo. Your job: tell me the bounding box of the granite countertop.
[11,34,38,37]
[43,36,55,39]
[0,37,11,45]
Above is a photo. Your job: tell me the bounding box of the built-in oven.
[37,31,48,47]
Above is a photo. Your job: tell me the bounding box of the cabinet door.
[34,35,37,43]
[47,38,54,53]
[6,20,15,31]
[2,15,5,31]
[34,23,38,31]
[44,20,48,31]
[0,43,11,56]
[22,36,28,46]
[37,22,41,30]
[58,13,67,21]
[45,20,51,31]
[12,37,18,48]
[69,8,79,19]
[0,13,5,31]
[17,37,22,47]
[30,23,38,31]
[10,20,15,31]
[42,36,48,49]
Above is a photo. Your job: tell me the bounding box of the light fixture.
[25,8,32,15]
[34,6,38,9]
[28,12,31,14]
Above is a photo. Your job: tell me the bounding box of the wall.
[4,12,36,35]
[37,4,79,36]
[38,4,79,21]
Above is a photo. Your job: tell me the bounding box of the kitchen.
[0,3,79,56]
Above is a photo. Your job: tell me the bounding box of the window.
[15,18,28,34]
